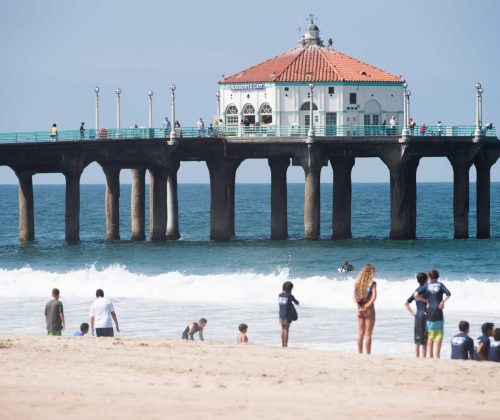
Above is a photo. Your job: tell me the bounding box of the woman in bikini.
[353,264,377,354]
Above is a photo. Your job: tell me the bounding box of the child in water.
[279,281,299,347]
[181,318,207,341]
[237,323,248,343]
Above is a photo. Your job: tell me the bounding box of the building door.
[363,100,382,135]
[300,102,318,134]
[326,112,337,135]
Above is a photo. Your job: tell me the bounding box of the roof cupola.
[303,14,322,46]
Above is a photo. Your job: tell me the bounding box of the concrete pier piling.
[131,168,146,241]
[301,145,322,240]
[149,168,168,241]
[330,157,355,240]
[207,158,241,241]
[64,171,81,243]
[449,156,473,239]
[103,165,121,241]
[475,153,498,239]
[268,157,290,240]
[166,161,180,240]
[17,172,35,242]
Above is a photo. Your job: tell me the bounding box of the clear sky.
[1,0,499,184]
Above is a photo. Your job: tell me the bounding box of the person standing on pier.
[162,117,171,137]
[197,118,205,137]
[50,123,58,141]
[353,264,377,354]
[79,122,85,140]
[90,289,120,337]
[45,288,65,336]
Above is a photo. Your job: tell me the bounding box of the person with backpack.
[278,281,299,347]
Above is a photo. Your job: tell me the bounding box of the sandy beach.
[0,336,499,419]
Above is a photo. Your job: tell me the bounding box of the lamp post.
[148,90,153,129]
[308,83,315,138]
[402,82,409,137]
[115,88,121,131]
[216,91,221,118]
[474,82,483,139]
[169,83,176,142]
[94,86,100,134]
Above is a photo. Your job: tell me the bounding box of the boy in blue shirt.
[278,281,299,347]
[73,323,89,336]
[487,328,500,363]
[404,272,428,358]
[475,322,494,361]
[450,321,474,360]
[414,269,451,359]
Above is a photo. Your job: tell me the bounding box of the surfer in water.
[339,261,354,273]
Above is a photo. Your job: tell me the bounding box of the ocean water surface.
[0,183,498,357]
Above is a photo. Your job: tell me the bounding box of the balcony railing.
[0,125,496,144]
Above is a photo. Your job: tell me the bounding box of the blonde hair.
[354,264,375,301]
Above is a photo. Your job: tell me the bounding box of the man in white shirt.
[90,289,120,337]
[196,118,205,137]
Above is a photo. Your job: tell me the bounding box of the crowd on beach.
[44,267,499,362]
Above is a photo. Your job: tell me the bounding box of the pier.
[1,126,499,243]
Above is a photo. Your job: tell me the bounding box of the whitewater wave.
[0,265,498,312]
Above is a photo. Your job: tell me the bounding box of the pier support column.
[149,168,168,241]
[17,172,35,242]
[448,156,473,239]
[474,153,497,239]
[65,171,81,243]
[131,168,146,241]
[330,157,355,240]
[167,160,180,240]
[207,158,241,241]
[103,166,121,241]
[268,157,290,240]
[300,145,322,240]
[383,154,419,240]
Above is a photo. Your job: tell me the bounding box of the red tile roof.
[221,44,402,84]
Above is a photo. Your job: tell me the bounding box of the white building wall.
[219,83,403,129]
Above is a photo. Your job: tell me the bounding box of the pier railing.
[0,125,496,144]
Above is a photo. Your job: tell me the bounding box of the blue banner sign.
[227,83,265,91]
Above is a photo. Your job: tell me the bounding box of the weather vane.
[308,13,315,24]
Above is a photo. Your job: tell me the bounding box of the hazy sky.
[1,0,499,184]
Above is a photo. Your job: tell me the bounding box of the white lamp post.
[216,91,221,118]
[169,84,177,142]
[402,82,409,137]
[308,83,315,138]
[148,90,153,129]
[94,86,100,134]
[115,88,121,131]
[474,82,483,139]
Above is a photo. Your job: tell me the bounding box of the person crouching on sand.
[237,323,248,343]
[182,318,207,341]
[278,281,299,347]
[353,264,377,354]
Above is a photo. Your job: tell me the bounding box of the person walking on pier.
[389,115,397,135]
[409,118,416,136]
[90,289,120,337]
[50,123,58,142]
[353,264,377,354]
[419,122,427,136]
[162,117,171,137]
[45,288,65,336]
[197,117,205,137]
[79,122,85,140]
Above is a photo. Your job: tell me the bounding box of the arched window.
[225,105,239,126]
[260,103,273,124]
[300,101,318,111]
[242,104,255,115]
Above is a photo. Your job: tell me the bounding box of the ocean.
[0,183,498,357]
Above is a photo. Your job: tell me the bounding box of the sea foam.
[0,265,498,313]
